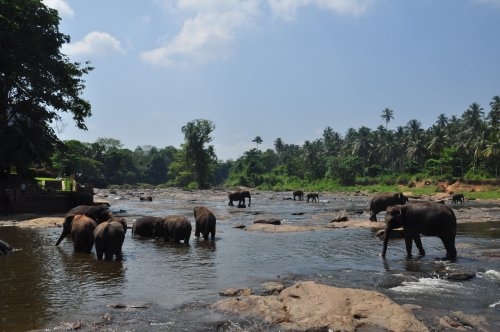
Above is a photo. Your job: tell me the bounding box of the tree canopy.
[0,0,93,176]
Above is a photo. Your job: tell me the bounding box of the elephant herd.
[2,189,462,262]
[292,190,319,202]
[53,204,217,261]
[229,189,458,261]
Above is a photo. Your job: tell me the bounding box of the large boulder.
[211,281,428,331]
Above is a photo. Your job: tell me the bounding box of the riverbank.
[0,187,499,230]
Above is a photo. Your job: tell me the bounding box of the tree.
[380,107,394,129]
[252,136,263,150]
[0,0,94,176]
[180,119,216,189]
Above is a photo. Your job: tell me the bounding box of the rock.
[219,287,253,297]
[261,282,285,295]
[444,271,476,281]
[233,223,246,229]
[211,281,428,331]
[439,311,490,331]
[377,275,406,289]
[330,213,348,222]
[254,219,281,225]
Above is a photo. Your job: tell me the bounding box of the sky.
[43,0,500,161]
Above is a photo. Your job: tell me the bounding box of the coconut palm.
[381,107,394,129]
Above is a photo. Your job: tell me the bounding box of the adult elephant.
[0,239,13,255]
[193,206,216,240]
[155,216,192,244]
[381,202,457,261]
[55,204,112,246]
[70,215,97,253]
[306,193,319,202]
[228,190,251,207]
[293,190,304,201]
[94,218,127,260]
[131,216,162,238]
[368,192,408,221]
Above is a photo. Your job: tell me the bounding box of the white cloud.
[141,6,257,66]
[268,0,373,20]
[43,0,74,18]
[143,0,373,67]
[62,31,125,56]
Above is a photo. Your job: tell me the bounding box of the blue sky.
[44,0,500,161]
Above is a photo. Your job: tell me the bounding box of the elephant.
[0,239,13,255]
[55,204,112,246]
[228,190,251,207]
[452,193,464,204]
[93,217,127,260]
[306,193,319,202]
[381,201,457,261]
[293,190,304,201]
[139,196,153,201]
[193,206,216,240]
[155,215,192,244]
[131,216,162,238]
[70,214,97,253]
[368,192,408,221]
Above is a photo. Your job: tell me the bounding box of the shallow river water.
[1,190,499,331]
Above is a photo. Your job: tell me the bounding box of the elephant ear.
[389,207,402,216]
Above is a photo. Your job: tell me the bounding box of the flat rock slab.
[211,281,428,331]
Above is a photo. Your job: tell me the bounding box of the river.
[1,189,499,331]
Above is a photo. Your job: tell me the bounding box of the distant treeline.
[44,96,499,190]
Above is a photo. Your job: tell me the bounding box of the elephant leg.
[404,236,414,258]
[441,237,457,261]
[104,249,113,261]
[369,212,377,222]
[413,235,425,257]
[184,232,190,244]
[195,224,200,237]
[210,226,215,240]
[95,243,104,260]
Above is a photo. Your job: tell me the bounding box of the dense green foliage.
[0,0,93,178]
[45,95,500,194]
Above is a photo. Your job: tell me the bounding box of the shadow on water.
[1,192,499,330]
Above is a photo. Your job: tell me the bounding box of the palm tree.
[351,127,372,177]
[252,136,263,150]
[381,107,394,129]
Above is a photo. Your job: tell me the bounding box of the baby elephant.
[193,206,216,240]
[94,218,127,261]
[306,193,319,202]
[132,216,161,238]
[452,193,464,204]
[71,215,97,253]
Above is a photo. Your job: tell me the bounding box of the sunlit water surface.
[1,191,499,331]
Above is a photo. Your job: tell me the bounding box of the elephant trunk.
[381,228,391,258]
[55,230,67,246]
